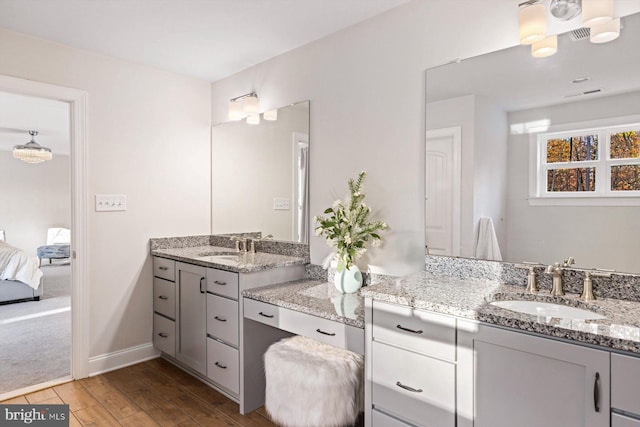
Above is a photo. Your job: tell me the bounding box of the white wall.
[507,91,640,272]
[0,151,70,255]
[210,0,519,275]
[0,29,211,359]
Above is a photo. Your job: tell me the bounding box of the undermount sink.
[195,252,241,262]
[490,300,606,320]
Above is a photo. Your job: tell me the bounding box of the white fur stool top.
[264,335,364,427]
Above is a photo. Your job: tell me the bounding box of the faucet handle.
[563,257,575,267]
[590,268,613,278]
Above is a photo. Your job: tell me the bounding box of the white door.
[425,127,461,256]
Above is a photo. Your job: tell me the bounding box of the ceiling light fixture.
[13,130,52,164]
[228,92,261,124]
[519,0,621,58]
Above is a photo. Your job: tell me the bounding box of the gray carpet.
[0,263,71,395]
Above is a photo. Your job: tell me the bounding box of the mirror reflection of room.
[426,11,640,274]
[211,101,310,243]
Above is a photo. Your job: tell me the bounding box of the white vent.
[570,27,591,41]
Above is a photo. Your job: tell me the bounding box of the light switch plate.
[95,194,127,212]
[273,198,290,210]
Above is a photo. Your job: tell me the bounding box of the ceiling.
[0,0,409,156]
[0,92,70,155]
[0,0,410,82]
[427,8,640,113]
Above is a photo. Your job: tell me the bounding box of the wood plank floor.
[1,358,278,427]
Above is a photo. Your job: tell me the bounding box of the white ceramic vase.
[334,265,363,294]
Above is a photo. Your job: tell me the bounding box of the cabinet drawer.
[280,308,350,350]
[207,268,239,300]
[372,409,411,426]
[244,298,280,328]
[153,277,175,319]
[372,300,456,360]
[372,341,455,427]
[612,353,640,414]
[612,413,640,427]
[153,313,175,357]
[153,257,175,281]
[207,338,239,395]
[207,294,239,346]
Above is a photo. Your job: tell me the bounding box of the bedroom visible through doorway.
[0,91,72,395]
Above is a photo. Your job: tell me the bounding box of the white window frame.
[529,116,640,206]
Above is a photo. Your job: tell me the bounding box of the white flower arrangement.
[314,171,388,272]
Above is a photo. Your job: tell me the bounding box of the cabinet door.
[467,325,609,427]
[176,262,207,375]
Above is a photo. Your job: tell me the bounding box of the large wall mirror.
[211,101,310,243]
[426,10,640,274]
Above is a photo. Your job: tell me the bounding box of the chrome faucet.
[545,262,564,296]
[250,234,273,253]
[230,236,248,252]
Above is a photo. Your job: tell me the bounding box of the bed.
[0,241,43,304]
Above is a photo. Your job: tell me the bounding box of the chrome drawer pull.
[316,328,336,336]
[158,266,169,271]
[158,295,168,300]
[214,316,227,322]
[214,362,227,369]
[214,280,227,286]
[396,381,423,393]
[158,333,168,338]
[259,312,274,318]
[396,324,423,334]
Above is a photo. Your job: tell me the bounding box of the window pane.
[547,168,596,192]
[546,135,598,163]
[610,130,640,159]
[611,165,640,191]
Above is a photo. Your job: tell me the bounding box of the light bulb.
[590,18,620,43]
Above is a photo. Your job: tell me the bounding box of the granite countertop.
[242,279,364,329]
[360,271,640,354]
[151,245,306,273]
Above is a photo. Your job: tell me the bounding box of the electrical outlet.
[273,198,290,210]
[95,194,127,212]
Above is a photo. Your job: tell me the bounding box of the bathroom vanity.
[150,236,640,426]
[361,269,640,427]
[150,236,308,406]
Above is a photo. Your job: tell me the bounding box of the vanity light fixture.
[13,130,52,164]
[582,0,613,27]
[227,92,261,124]
[263,109,278,121]
[519,0,621,58]
[590,17,621,43]
[519,1,547,45]
[532,34,558,57]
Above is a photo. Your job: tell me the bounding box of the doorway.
[0,75,88,400]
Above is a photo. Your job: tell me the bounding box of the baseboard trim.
[88,342,159,376]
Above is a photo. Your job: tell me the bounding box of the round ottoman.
[264,335,364,427]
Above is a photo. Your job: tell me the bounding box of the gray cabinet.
[176,262,207,375]
[366,299,613,427]
[459,321,610,427]
[152,257,176,357]
[611,353,640,425]
[367,300,458,427]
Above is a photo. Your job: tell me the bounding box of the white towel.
[475,217,502,261]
